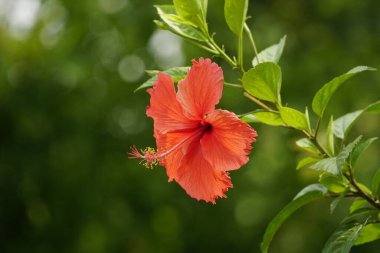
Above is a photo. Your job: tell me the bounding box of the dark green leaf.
[173,0,207,28]
[295,138,319,154]
[242,62,282,104]
[322,221,366,253]
[336,136,362,172]
[312,66,376,117]
[355,224,380,245]
[224,0,248,36]
[252,35,286,67]
[241,111,285,126]
[371,168,380,195]
[135,67,189,92]
[280,107,309,131]
[261,184,327,253]
[155,5,207,42]
[310,157,339,176]
[333,101,380,139]
[326,116,335,156]
[350,137,377,167]
[296,156,321,170]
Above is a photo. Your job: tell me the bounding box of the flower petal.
[175,141,233,203]
[155,129,201,181]
[147,72,198,134]
[177,58,223,119]
[201,109,257,171]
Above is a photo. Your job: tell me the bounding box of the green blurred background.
[1,0,379,252]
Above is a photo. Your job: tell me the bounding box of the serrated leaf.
[319,173,347,193]
[336,136,362,172]
[296,156,321,170]
[350,137,377,167]
[135,67,189,92]
[326,116,335,156]
[155,5,207,42]
[261,184,327,253]
[322,221,366,253]
[252,35,286,67]
[355,224,380,245]
[241,111,285,126]
[224,0,248,36]
[333,100,380,139]
[173,0,207,28]
[242,62,282,104]
[295,138,319,154]
[371,168,380,195]
[280,107,309,131]
[312,66,376,117]
[310,157,339,176]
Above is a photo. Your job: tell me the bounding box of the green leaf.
[296,156,321,170]
[350,137,377,167]
[333,100,380,139]
[330,196,343,214]
[355,224,380,245]
[322,221,366,253]
[305,107,312,133]
[349,199,368,214]
[336,136,362,172]
[371,168,380,195]
[135,67,189,92]
[295,138,319,154]
[279,107,309,131]
[242,62,282,104]
[224,0,248,36]
[319,173,347,193]
[261,184,327,253]
[252,35,287,67]
[312,66,376,117]
[310,157,339,176]
[241,111,285,126]
[155,5,208,42]
[173,0,207,28]
[326,116,335,156]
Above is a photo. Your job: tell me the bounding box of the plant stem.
[244,23,260,63]
[345,167,380,209]
[244,92,276,112]
[207,37,240,72]
[224,82,243,88]
[238,35,245,72]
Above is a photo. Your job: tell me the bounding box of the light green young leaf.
[322,221,366,253]
[155,5,208,42]
[355,224,380,245]
[326,116,335,156]
[261,184,328,253]
[371,168,380,195]
[252,35,287,67]
[305,107,312,133]
[173,0,207,28]
[279,107,309,131]
[242,62,282,104]
[336,136,362,172]
[333,100,380,139]
[310,157,339,176]
[349,199,368,214]
[241,111,285,126]
[312,66,376,117]
[350,137,377,167]
[296,156,321,170]
[319,173,347,193]
[224,0,248,36]
[134,66,189,92]
[295,138,319,154]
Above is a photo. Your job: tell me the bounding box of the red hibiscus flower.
[130,58,257,203]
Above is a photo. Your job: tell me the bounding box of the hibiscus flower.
[129,58,257,203]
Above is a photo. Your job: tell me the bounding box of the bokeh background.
[1,0,380,252]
